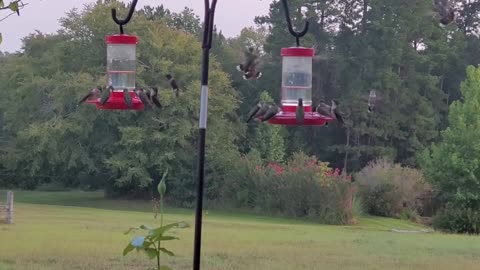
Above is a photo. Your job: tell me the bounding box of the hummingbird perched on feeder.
[331,100,345,126]
[296,98,305,125]
[261,104,279,122]
[99,84,113,105]
[236,47,262,80]
[123,88,132,108]
[432,0,455,26]
[149,87,162,108]
[78,86,102,105]
[246,100,265,123]
[166,74,179,97]
[134,88,151,107]
[315,100,344,126]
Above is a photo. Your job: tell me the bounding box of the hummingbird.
[134,88,151,107]
[261,104,279,122]
[296,98,305,125]
[315,100,344,125]
[166,74,179,97]
[246,100,264,123]
[331,100,345,126]
[253,102,271,121]
[123,88,132,108]
[78,86,102,105]
[432,0,455,26]
[367,90,378,112]
[315,101,334,117]
[100,85,113,105]
[236,47,262,80]
[150,87,162,108]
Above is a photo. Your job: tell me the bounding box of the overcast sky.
[0,0,273,52]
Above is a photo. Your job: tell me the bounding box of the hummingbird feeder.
[87,0,144,110]
[267,0,333,126]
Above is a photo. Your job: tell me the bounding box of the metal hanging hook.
[111,0,138,34]
[281,0,309,47]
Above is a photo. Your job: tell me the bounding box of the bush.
[355,158,431,219]
[220,152,358,225]
[433,203,480,234]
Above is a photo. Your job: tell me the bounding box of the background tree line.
[1,0,480,231]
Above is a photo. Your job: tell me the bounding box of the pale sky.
[0,0,273,52]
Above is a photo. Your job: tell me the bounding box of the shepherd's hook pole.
[193,0,218,270]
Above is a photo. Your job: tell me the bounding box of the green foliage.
[432,203,480,234]
[124,177,183,270]
[0,1,241,201]
[355,158,431,218]
[221,152,358,225]
[422,66,480,233]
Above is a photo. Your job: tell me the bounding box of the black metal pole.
[193,1,217,270]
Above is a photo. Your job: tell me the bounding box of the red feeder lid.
[106,34,138,45]
[267,106,334,126]
[281,47,315,57]
[86,91,144,110]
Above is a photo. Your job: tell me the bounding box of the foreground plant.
[123,169,185,270]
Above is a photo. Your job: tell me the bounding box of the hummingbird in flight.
[236,47,262,80]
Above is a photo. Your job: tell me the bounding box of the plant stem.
[158,194,164,269]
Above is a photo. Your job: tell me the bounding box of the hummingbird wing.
[262,105,279,122]
[246,102,262,123]
[254,103,270,120]
[334,108,345,125]
[316,103,332,117]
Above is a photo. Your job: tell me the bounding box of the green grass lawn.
[1,191,480,270]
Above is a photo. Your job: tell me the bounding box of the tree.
[0,1,27,44]
[0,1,242,204]
[422,65,480,208]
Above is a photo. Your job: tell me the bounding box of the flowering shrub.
[221,152,358,225]
[354,158,431,219]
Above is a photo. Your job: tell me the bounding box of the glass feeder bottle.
[281,47,314,108]
[106,34,138,90]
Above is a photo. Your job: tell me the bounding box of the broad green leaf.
[159,247,175,256]
[144,248,157,259]
[124,227,140,235]
[122,243,134,256]
[175,221,190,228]
[8,1,18,13]
[124,224,152,234]
[140,224,153,230]
[0,1,4,8]
[160,266,173,270]
[130,236,145,248]
[149,223,178,238]
[154,235,179,242]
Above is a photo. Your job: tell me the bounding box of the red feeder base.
[86,91,144,110]
[267,105,334,126]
